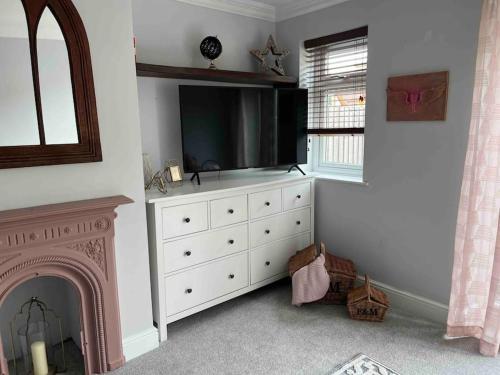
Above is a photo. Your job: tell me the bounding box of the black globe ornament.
[200,36,222,69]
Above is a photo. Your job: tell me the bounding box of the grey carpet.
[113,281,500,375]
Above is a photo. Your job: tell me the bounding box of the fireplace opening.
[0,277,85,375]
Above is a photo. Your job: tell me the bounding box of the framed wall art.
[386,71,449,121]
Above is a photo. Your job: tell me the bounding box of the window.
[303,26,368,178]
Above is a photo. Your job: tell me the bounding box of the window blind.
[303,26,368,135]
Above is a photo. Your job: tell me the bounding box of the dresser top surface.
[146,170,314,203]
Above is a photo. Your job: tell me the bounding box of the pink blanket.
[292,254,330,306]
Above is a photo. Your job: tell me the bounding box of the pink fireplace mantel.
[0,195,133,375]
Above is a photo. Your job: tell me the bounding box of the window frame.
[304,26,368,178]
[309,136,363,177]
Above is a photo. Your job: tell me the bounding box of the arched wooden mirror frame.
[0,0,101,169]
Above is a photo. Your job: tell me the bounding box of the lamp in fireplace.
[8,297,66,375]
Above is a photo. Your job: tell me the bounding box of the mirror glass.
[0,0,39,146]
[37,8,79,145]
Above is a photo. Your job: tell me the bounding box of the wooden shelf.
[136,63,297,87]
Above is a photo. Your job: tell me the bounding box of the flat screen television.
[179,85,308,175]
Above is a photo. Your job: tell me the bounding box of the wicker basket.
[288,244,317,277]
[347,275,389,322]
[318,243,357,305]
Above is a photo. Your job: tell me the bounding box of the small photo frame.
[165,160,183,187]
[169,165,182,182]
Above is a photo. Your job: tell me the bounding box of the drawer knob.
[265,261,271,266]
[296,221,301,225]
[228,209,234,214]
[265,229,270,234]
[184,250,192,256]
[185,288,193,294]
[265,201,271,206]
[228,239,234,245]
[228,274,235,279]
[184,217,191,223]
[297,194,302,199]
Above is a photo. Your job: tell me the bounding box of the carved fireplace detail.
[0,196,132,375]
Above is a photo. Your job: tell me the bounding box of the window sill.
[310,171,369,186]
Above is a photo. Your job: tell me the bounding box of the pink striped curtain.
[447,0,500,357]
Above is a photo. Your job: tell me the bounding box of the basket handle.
[364,274,371,302]
[320,242,326,257]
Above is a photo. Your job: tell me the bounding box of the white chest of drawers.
[146,172,315,341]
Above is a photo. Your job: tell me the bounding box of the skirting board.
[122,327,159,362]
[358,276,449,324]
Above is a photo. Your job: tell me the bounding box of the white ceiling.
[174,0,351,22]
[273,0,350,21]
[257,0,301,5]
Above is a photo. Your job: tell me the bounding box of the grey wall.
[277,0,482,304]
[132,0,276,171]
[0,0,154,349]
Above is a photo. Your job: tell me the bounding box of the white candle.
[31,341,49,375]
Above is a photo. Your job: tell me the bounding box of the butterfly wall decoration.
[387,71,449,121]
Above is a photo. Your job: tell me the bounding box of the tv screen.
[179,85,307,173]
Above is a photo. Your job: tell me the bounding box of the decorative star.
[250,35,290,76]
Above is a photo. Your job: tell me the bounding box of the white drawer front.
[249,188,282,219]
[162,202,208,240]
[163,224,248,273]
[250,208,311,248]
[283,182,311,211]
[251,233,311,284]
[165,253,249,316]
[210,195,248,229]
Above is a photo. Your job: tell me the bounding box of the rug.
[329,353,401,375]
